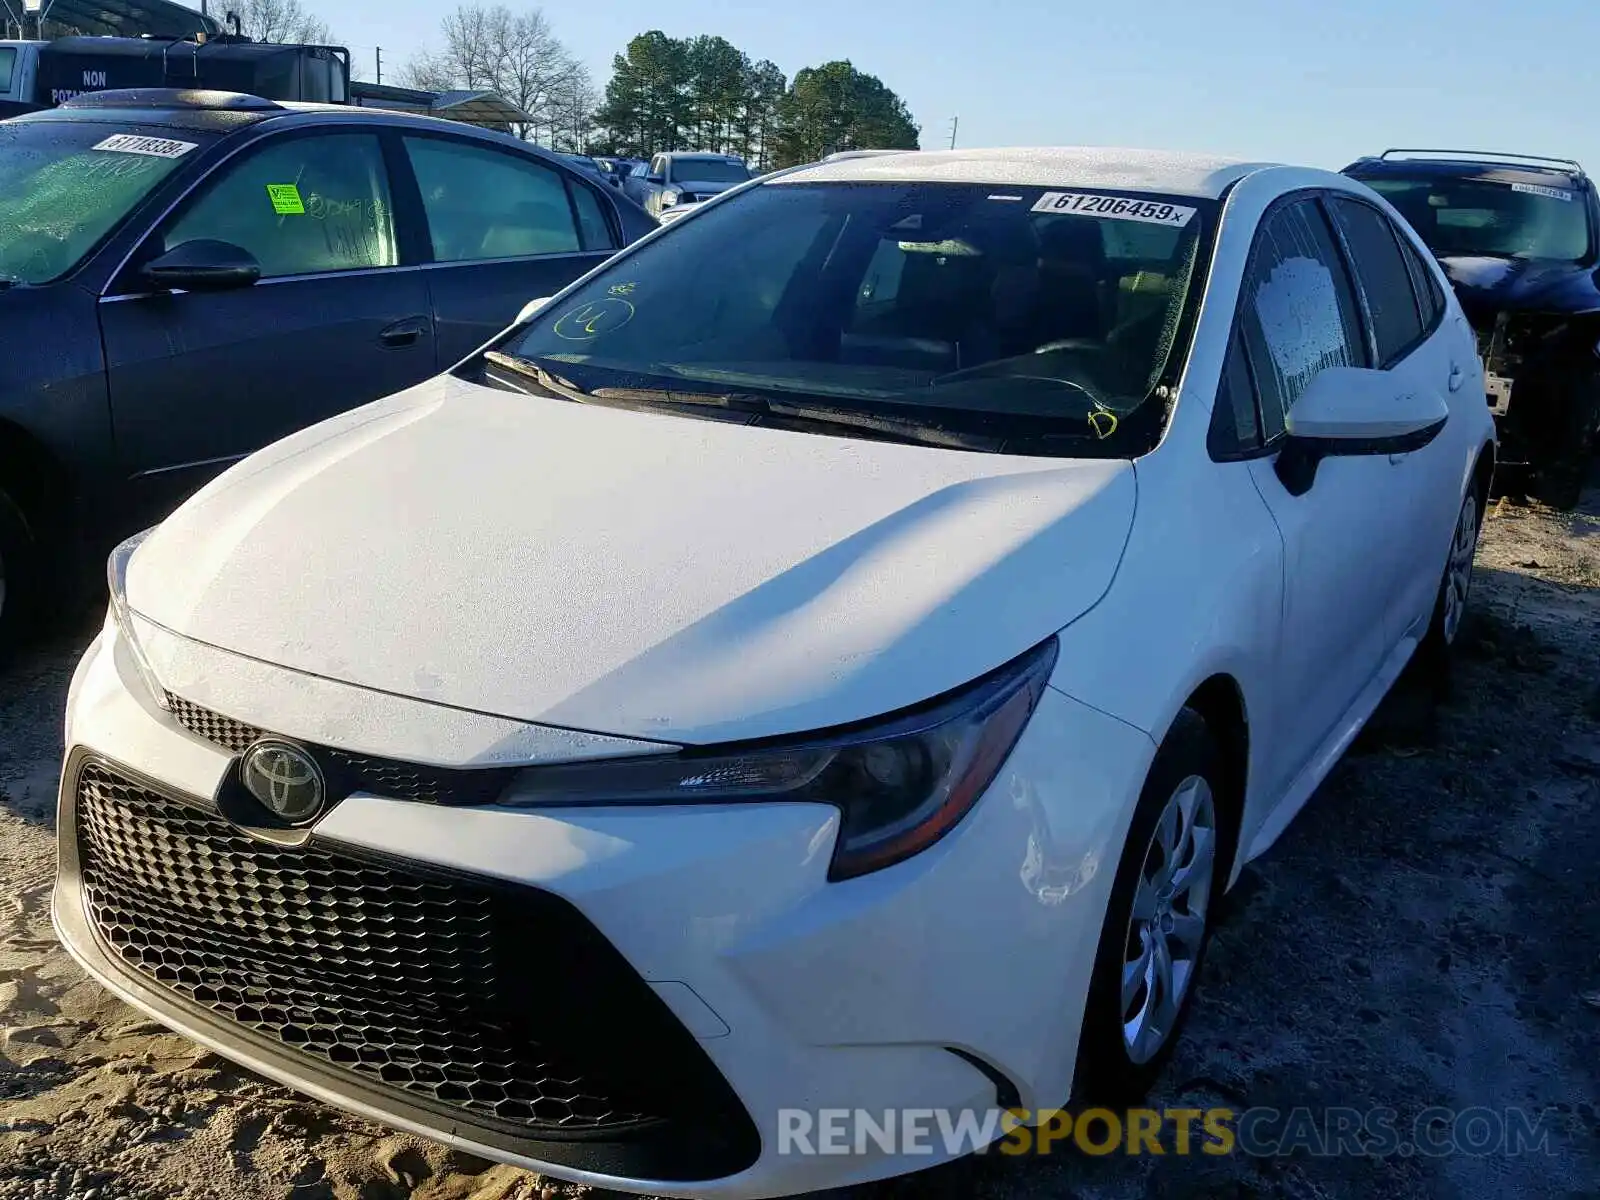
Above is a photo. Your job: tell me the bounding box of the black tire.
[0,486,37,660]
[1418,482,1486,679]
[1075,709,1227,1104]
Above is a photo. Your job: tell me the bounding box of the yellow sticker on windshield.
[267,183,305,215]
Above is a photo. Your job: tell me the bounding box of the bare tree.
[548,66,598,151]
[400,5,585,142]
[230,0,334,44]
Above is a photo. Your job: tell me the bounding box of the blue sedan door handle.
[379,316,429,349]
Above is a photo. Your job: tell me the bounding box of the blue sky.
[326,0,1597,172]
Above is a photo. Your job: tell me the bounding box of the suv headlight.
[661,188,681,207]
[499,638,1058,880]
[107,529,170,710]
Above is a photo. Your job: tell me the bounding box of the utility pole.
[948,116,959,150]
[375,47,383,84]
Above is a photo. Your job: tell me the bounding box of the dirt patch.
[1,484,1597,1200]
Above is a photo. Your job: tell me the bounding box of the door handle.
[1448,365,1465,393]
[379,316,429,349]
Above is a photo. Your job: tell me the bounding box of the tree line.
[392,5,919,168]
[35,0,923,167]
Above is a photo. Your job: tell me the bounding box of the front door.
[1327,193,1467,640]
[99,129,435,525]
[397,133,619,366]
[1235,197,1416,796]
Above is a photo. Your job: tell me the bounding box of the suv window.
[0,47,16,94]
[1240,198,1366,440]
[163,132,397,279]
[1328,196,1424,366]
[1361,173,1593,263]
[403,137,581,262]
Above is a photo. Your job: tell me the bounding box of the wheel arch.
[1173,674,1250,889]
[0,417,74,542]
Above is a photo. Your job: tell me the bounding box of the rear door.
[99,126,435,525]
[1325,193,1463,639]
[396,133,621,367]
[1233,197,1417,795]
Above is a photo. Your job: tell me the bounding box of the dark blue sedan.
[0,89,656,648]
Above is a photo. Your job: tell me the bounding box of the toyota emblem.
[240,741,326,825]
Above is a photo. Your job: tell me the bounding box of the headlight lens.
[107,529,170,710]
[500,637,1058,880]
[661,189,680,207]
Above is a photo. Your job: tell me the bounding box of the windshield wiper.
[484,354,1002,450]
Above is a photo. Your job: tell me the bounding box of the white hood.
[128,375,1136,745]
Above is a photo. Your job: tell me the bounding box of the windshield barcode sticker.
[91,134,199,159]
[1510,182,1573,202]
[1032,192,1197,226]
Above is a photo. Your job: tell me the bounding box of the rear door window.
[567,179,617,252]
[0,47,16,95]
[163,132,397,279]
[1328,196,1426,365]
[403,136,582,262]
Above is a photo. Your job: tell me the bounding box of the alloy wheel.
[1121,775,1217,1066]
[1441,493,1479,646]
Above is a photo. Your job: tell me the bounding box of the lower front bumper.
[56,624,1155,1198]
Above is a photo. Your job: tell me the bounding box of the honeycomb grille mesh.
[165,693,262,755]
[74,762,736,1135]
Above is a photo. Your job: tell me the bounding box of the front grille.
[74,762,754,1156]
[165,693,261,755]
[164,693,515,807]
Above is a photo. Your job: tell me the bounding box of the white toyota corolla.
[56,148,1494,1197]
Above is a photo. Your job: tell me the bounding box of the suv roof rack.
[60,89,283,112]
[1377,148,1585,175]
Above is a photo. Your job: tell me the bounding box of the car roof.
[1343,154,1588,193]
[772,146,1283,199]
[12,93,577,164]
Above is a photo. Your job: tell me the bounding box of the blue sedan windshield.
[0,122,210,285]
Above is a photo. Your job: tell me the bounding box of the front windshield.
[491,181,1217,457]
[1364,174,1593,263]
[672,158,750,184]
[0,122,210,285]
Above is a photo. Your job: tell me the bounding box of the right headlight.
[499,637,1059,881]
[107,529,170,710]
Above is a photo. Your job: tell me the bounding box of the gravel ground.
[1,475,1596,1200]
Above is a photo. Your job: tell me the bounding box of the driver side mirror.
[1275,366,1449,496]
[141,240,262,293]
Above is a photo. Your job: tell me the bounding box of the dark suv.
[0,89,655,649]
[1342,149,1600,508]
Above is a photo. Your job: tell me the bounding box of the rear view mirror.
[1276,366,1449,495]
[141,240,261,293]
[516,296,554,325]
